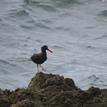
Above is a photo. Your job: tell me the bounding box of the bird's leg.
[37,64,39,72]
[40,65,46,72]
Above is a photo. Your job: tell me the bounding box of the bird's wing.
[31,53,42,61]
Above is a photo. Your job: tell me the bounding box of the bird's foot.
[42,67,46,72]
[40,65,46,72]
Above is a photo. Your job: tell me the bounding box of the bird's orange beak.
[47,48,53,53]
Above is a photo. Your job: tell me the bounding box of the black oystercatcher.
[31,45,53,72]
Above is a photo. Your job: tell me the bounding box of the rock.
[64,78,75,87]
[11,100,35,107]
[0,72,107,107]
[0,98,11,107]
[87,87,101,97]
[28,72,77,92]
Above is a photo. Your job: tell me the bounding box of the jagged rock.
[28,72,77,92]
[87,87,101,97]
[0,98,11,107]
[0,72,107,107]
[11,100,35,107]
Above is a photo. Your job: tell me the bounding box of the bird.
[31,45,53,72]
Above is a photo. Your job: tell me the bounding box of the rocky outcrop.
[0,72,107,107]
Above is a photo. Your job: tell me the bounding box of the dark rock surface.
[0,72,107,107]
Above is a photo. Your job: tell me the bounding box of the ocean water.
[0,0,107,90]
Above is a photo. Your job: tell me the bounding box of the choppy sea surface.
[0,0,107,90]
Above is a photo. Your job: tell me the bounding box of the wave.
[0,59,16,66]
[94,34,107,40]
[88,75,100,82]
[87,75,107,88]
[52,0,80,7]
[8,8,52,30]
[9,9,29,18]
[24,0,57,12]
[24,0,39,4]
[0,59,17,75]
[36,4,57,12]
[99,10,107,17]
[52,45,64,50]
[24,0,80,8]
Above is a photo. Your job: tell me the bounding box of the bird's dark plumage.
[31,45,52,72]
